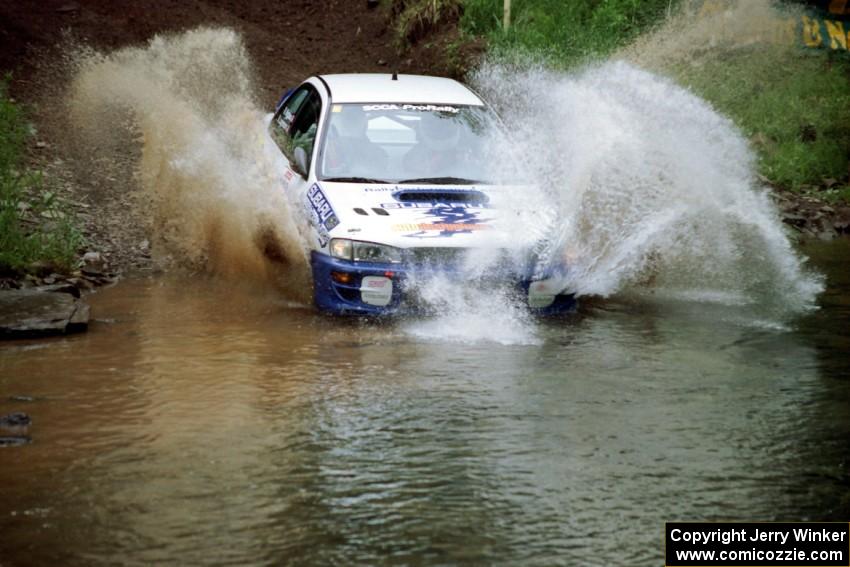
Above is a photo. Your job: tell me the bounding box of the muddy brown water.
[1,240,848,566]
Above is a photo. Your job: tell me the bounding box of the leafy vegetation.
[389,0,464,44]
[461,0,676,66]
[0,78,83,274]
[389,0,850,202]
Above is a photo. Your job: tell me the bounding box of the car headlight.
[329,239,402,264]
[329,238,352,260]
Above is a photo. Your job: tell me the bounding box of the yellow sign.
[697,0,850,53]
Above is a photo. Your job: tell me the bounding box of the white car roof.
[319,73,484,106]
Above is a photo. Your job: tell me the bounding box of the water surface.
[1,239,848,566]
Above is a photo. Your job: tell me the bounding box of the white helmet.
[336,106,368,137]
[419,113,460,151]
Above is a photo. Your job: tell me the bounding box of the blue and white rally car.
[266,73,575,315]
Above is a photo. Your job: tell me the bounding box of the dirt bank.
[1,0,467,279]
[2,0,438,106]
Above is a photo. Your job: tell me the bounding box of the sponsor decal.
[305,183,339,246]
[365,186,489,196]
[695,0,850,53]
[528,278,557,308]
[394,203,492,238]
[360,276,393,306]
[279,108,295,128]
[381,202,491,209]
[393,223,491,233]
[361,104,460,113]
[391,188,488,201]
[307,184,338,227]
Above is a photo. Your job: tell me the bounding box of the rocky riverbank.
[0,288,89,338]
[0,251,112,339]
[773,190,850,241]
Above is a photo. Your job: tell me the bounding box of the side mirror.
[293,146,309,177]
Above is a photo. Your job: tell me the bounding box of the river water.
[1,238,848,566]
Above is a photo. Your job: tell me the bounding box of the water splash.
[420,0,824,338]
[64,24,822,337]
[402,274,542,346]
[471,59,823,318]
[68,27,310,298]
[621,0,805,70]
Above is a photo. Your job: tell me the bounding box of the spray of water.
[404,0,823,341]
[64,20,821,341]
[468,63,821,319]
[408,52,822,342]
[622,0,805,70]
[68,28,310,298]
[403,274,543,346]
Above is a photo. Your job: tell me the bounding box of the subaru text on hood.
[264,73,575,315]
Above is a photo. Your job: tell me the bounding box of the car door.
[269,82,327,248]
[270,84,320,184]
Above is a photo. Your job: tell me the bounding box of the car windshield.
[318,103,499,184]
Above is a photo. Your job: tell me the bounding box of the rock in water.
[8,396,36,403]
[0,289,91,338]
[0,436,31,447]
[35,282,82,298]
[0,413,31,427]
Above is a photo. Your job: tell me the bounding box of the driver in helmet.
[324,106,387,176]
[402,112,462,177]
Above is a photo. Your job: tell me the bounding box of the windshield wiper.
[322,176,392,184]
[397,177,487,185]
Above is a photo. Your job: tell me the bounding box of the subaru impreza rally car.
[265,73,575,315]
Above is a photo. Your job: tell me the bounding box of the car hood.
[319,181,538,250]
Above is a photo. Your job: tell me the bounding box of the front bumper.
[310,250,576,316]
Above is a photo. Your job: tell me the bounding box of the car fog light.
[331,271,353,284]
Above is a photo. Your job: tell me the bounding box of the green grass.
[385,1,850,201]
[450,0,850,202]
[670,47,850,195]
[461,0,676,66]
[0,78,83,275]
